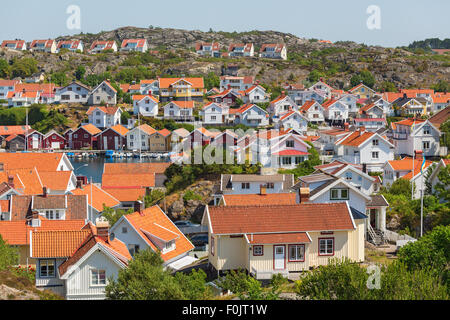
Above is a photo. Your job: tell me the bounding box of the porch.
[365,195,389,246]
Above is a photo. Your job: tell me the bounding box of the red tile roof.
[208,203,354,234]
[222,193,297,206]
[0,219,86,245]
[72,184,120,212]
[273,150,310,156]
[121,39,147,48]
[159,77,204,89]
[247,232,311,244]
[124,206,194,261]
[102,187,146,202]
[336,131,376,147]
[32,230,91,258]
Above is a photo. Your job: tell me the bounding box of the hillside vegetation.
[0,27,448,91]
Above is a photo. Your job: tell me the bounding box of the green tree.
[105,249,211,300]
[307,70,325,83]
[0,235,18,271]
[379,81,397,92]
[101,206,133,226]
[10,57,38,78]
[432,80,449,93]
[51,72,68,86]
[0,59,10,78]
[386,178,413,197]
[75,65,86,81]
[434,165,450,202]
[203,72,220,90]
[350,69,375,88]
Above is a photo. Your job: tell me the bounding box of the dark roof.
[10,194,87,221]
[350,207,368,220]
[429,106,449,128]
[367,195,389,207]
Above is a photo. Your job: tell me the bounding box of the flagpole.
[420,171,424,237]
[411,118,415,200]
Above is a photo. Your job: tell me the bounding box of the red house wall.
[71,127,96,149]
[43,133,66,149]
[97,129,127,150]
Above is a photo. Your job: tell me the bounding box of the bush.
[0,235,18,270]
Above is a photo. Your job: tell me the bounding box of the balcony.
[392,132,408,140]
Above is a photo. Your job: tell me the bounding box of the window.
[423,127,430,135]
[282,157,292,165]
[91,269,106,286]
[266,183,274,189]
[319,238,334,256]
[286,140,294,148]
[241,182,250,189]
[330,188,349,200]
[84,134,88,139]
[253,245,263,256]
[211,116,216,120]
[39,259,55,277]
[122,227,127,234]
[128,244,139,257]
[372,152,379,159]
[295,156,304,164]
[345,172,352,180]
[423,141,430,149]
[372,139,379,146]
[210,237,215,256]
[288,244,305,262]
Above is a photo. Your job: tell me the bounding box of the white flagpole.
[411,118,415,200]
[420,171,424,237]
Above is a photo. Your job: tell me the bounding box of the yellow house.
[202,202,365,279]
[349,83,376,100]
[149,129,172,152]
[159,77,205,102]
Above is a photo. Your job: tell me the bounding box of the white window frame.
[90,269,107,286]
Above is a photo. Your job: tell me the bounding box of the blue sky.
[1,0,448,47]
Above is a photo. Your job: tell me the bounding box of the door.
[273,245,285,270]
[370,209,377,229]
[114,136,119,150]
[51,142,60,149]
[103,137,108,150]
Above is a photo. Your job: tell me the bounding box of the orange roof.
[247,232,311,244]
[208,203,354,235]
[140,79,157,85]
[0,125,32,136]
[321,99,338,109]
[86,106,119,115]
[124,206,194,261]
[58,233,131,276]
[80,124,101,136]
[136,124,156,136]
[0,153,64,172]
[15,83,55,95]
[32,230,91,258]
[39,171,72,191]
[393,118,425,127]
[382,92,404,103]
[103,162,170,175]
[109,124,129,136]
[337,131,376,147]
[0,219,86,245]
[157,128,171,137]
[222,193,297,206]
[102,187,146,202]
[387,157,434,179]
[0,200,9,212]
[0,167,43,195]
[300,101,317,112]
[72,184,120,212]
[170,100,195,109]
[159,77,204,89]
[119,84,130,93]
[132,94,158,103]
[102,174,155,188]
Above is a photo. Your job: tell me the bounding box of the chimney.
[281,91,285,97]
[298,187,310,203]
[403,93,407,99]
[76,179,82,189]
[43,186,47,197]
[415,150,423,160]
[227,84,231,89]
[96,218,110,243]
[260,184,267,195]
[360,126,366,133]
[8,175,14,188]
[134,200,145,215]
[344,122,349,131]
